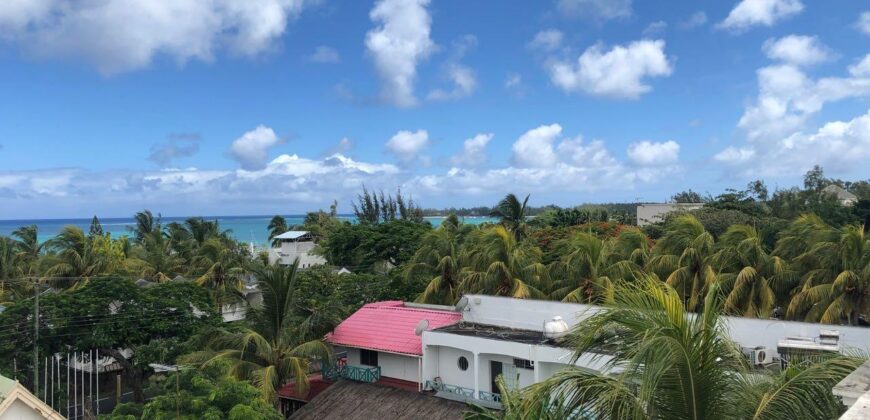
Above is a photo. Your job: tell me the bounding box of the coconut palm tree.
[0,236,27,302]
[267,215,289,247]
[130,230,186,282]
[647,215,716,312]
[460,226,547,298]
[183,260,332,402]
[407,215,471,305]
[43,226,122,288]
[518,279,862,420]
[130,210,159,244]
[489,193,530,241]
[12,225,42,276]
[711,225,797,318]
[548,231,641,304]
[786,224,870,325]
[193,237,247,312]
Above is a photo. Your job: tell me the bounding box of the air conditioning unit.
[742,346,773,366]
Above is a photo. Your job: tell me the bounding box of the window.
[458,356,469,371]
[513,358,534,369]
[360,349,378,367]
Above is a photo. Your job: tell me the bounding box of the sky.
[0,0,869,219]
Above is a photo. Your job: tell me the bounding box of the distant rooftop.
[433,322,568,348]
[275,231,312,240]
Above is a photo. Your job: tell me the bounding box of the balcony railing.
[425,380,475,398]
[425,380,502,408]
[323,363,381,383]
[478,390,502,404]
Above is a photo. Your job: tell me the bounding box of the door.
[490,361,503,394]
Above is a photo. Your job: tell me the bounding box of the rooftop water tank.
[544,316,570,340]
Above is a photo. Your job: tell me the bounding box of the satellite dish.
[455,296,469,312]
[415,319,430,336]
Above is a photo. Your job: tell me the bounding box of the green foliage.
[352,186,424,224]
[320,219,431,270]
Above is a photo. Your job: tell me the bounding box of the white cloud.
[762,35,832,66]
[149,133,201,167]
[365,0,434,107]
[511,124,563,167]
[627,140,680,166]
[450,133,493,167]
[229,125,284,170]
[428,35,478,101]
[323,137,353,156]
[858,12,870,35]
[309,45,340,63]
[548,39,673,99]
[385,129,429,161]
[528,29,563,51]
[643,21,668,37]
[714,147,756,163]
[556,0,631,21]
[0,0,306,75]
[506,73,522,88]
[718,0,803,32]
[681,11,708,29]
[850,54,870,77]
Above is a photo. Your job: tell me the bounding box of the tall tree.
[131,210,159,244]
[407,215,471,305]
[88,215,104,237]
[267,215,288,247]
[460,226,547,298]
[184,260,332,402]
[647,215,716,311]
[489,193,530,241]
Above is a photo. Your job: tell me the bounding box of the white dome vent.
[543,316,570,340]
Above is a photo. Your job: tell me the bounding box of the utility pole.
[33,277,39,397]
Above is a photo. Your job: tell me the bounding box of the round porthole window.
[458,356,469,371]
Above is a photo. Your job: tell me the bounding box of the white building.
[823,184,859,206]
[0,374,64,420]
[267,231,327,268]
[636,202,704,226]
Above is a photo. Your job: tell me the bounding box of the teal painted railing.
[478,390,502,404]
[425,380,475,398]
[323,363,381,383]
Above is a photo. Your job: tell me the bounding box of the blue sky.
[0,0,869,219]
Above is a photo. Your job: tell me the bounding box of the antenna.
[415,319,430,336]
[455,296,469,312]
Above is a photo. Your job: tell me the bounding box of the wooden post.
[116,375,121,405]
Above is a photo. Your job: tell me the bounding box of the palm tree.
[44,226,116,287]
[130,230,186,282]
[12,225,42,276]
[407,215,471,305]
[130,210,159,244]
[519,279,862,420]
[548,230,643,304]
[268,215,289,247]
[460,226,547,298]
[0,236,27,303]
[786,224,870,325]
[647,215,716,312]
[183,260,332,402]
[193,237,246,312]
[489,193,529,241]
[711,225,796,318]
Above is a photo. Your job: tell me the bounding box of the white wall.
[1,399,46,420]
[433,346,475,389]
[636,203,704,226]
[335,347,419,383]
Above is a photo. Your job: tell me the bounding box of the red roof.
[326,301,461,356]
[277,374,333,401]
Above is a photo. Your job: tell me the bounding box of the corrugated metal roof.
[326,301,461,356]
[275,231,311,240]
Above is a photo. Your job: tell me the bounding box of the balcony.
[323,363,381,383]
[425,380,502,409]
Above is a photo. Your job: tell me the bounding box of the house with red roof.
[324,301,462,390]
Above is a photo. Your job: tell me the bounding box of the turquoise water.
[0,215,497,246]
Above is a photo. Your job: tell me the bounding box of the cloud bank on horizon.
[0,0,868,218]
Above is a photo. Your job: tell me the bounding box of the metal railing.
[478,390,502,404]
[323,363,381,383]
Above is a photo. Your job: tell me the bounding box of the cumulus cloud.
[681,11,708,29]
[762,35,832,66]
[428,35,478,101]
[365,0,434,107]
[718,0,803,32]
[556,0,632,21]
[148,133,201,167]
[548,39,673,99]
[528,29,563,51]
[309,45,340,63]
[323,137,353,156]
[511,124,563,167]
[0,0,307,75]
[714,146,756,164]
[450,133,493,167]
[229,125,284,170]
[385,129,429,161]
[850,54,870,77]
[858,12,870,36]
[627,140,680,166]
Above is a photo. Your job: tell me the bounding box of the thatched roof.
[290,380,468,420]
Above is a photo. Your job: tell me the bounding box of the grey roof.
[290,380,468,420]
[275,231,312,240]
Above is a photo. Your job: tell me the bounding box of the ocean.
[0,215,498,246]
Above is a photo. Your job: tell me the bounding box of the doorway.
[490,361,503,394]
